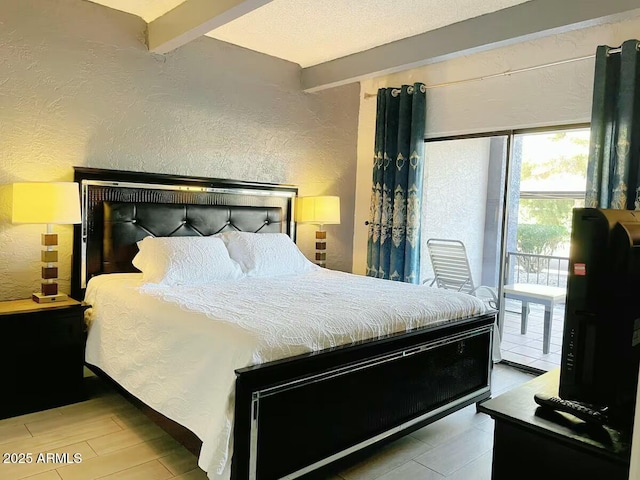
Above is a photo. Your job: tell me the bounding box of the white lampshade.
[296,196,341,225]
[12,182,81,225]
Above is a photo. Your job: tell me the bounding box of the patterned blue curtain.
[366,83,426,283]
[585,39,640,209]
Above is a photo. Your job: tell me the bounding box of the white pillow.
[132,236,244,285]
[221,232,318,277]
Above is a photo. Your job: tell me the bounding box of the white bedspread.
[84,270,487,479]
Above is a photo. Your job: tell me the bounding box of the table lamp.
[296,196,340,267]
[12,182,81,303]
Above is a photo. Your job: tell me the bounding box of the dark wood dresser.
[478,369,631,480]
[0,298,86,419]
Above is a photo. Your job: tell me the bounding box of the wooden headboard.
[71,167,298,299]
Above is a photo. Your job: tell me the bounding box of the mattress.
[84,270,487,479]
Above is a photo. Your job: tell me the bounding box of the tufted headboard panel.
[103,202,283,273]
[72,167,298,299]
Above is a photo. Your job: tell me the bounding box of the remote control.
[533,393,607,425]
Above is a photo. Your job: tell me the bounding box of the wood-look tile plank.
[47,394,131,412]
[474,418,495,434]
[0,423,32,445]
[413,428,493,476]
[92,460,172,480]
[157,446,199,476]
[0,410,64,428]
[88,422,167,456]
[491,364,534,393]
[110,409,154,430]
[339,436,432,480]
[22,470,62,479]
[26,418,122,442]
[0,442,95,480]
[1,419,121,456]
[410,405,488,447]
[171,468,209,480]
[56,435,180,480]
[375,461,444,480]
[26,404,135,437]
[445,450,492,480]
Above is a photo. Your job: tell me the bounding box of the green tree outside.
[516,131,589,269]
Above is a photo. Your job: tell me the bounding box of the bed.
[72,167,496,480]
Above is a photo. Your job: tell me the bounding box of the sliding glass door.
[500,128,589,370]
[421,126,589,372]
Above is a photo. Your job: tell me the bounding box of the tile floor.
[0,377,208,480]
[0,364,535,480]
[500,299,566,371]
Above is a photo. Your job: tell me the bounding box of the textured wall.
[0,0,359,301]
[352,13,640,274]
[420,138,491,284]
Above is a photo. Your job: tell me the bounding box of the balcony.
[500,252,568,371]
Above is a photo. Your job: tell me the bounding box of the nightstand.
[0,298,86,419]
[478,369,631,480]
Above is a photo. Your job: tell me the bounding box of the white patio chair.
[425,238,498,309]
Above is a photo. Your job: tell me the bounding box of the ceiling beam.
[301,0,640,92]
[148,0,273,54]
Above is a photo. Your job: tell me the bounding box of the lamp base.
[32,293,69,304]
[315,228,327,268]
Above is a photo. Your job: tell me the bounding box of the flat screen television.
[559,208,640,427]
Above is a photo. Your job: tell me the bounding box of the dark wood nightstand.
[478,369,631,480]
[0,298,86,419]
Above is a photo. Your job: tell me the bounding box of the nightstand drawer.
[0,299,86,418]
[34,311,84,345]
[5,308,84,347]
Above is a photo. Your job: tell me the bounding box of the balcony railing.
[506,252,569,288]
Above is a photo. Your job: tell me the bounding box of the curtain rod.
[363,51,615,99]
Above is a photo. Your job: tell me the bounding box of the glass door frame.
[425,122,590,371]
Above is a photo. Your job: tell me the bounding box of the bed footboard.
[233,313,494,480]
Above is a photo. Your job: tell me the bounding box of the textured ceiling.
[87,0,532,66]
[207,0,532,67]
